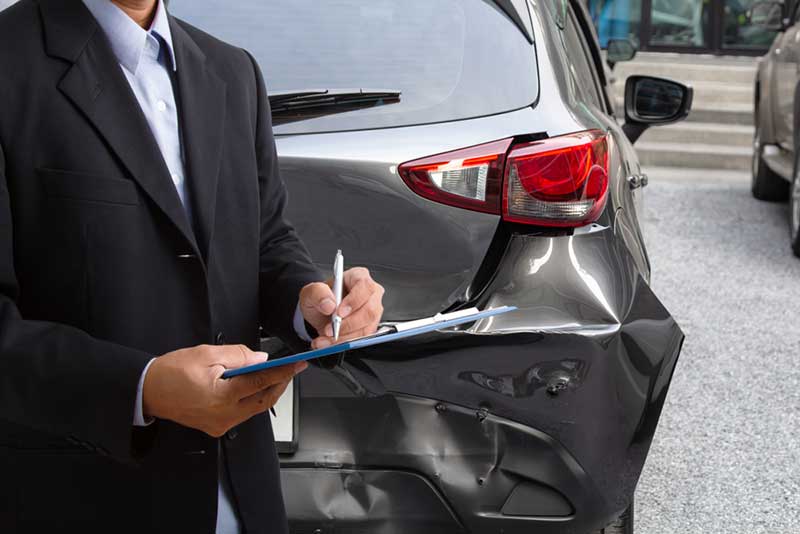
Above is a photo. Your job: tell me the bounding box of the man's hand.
[142,344,307,438]
[300,267,385,349]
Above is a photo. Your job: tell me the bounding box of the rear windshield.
[169,0,539,134]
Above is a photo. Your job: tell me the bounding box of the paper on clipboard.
[221,305,516,378]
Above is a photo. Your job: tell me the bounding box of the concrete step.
[686,103,753,125]
[612,58,757,85]
[615,100,753,125]
[635,141,752,170]
[622,51,758,65]
[638,122,754,146]
[642,165,750,183]
[611,79,754,106]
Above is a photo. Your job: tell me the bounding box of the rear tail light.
[397,138,513,214]
[398,130,609,227]
[503,130,609,227]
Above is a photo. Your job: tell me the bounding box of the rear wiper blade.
[269,89,330,104]
[270,88,401,107]
[269,88,401,123]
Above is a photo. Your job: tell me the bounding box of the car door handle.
[627,174,648,190]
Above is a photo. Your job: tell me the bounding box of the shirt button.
[226,429,238,440]
[215,332,225,345]
[156,100,167,112]
[171,173,181,185]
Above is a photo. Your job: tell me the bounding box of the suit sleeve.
[0,140,153,462]
[246,52,324,347]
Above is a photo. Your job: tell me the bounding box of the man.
[0,0,385,532]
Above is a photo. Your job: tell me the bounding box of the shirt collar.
[81,0,177,74]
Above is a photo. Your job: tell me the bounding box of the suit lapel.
[40,0,201,258]
[170,20,226,261]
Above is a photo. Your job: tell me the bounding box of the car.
[751,0,800,255]
[173,0,691,532]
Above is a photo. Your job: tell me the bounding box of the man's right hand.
[142,344,307,437]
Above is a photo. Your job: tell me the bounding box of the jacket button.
[226,429,238,440]
[215,332,225,345]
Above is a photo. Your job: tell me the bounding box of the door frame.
[637,0,770,55]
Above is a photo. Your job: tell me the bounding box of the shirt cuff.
[293,301,312,342]
[133,358,157,427]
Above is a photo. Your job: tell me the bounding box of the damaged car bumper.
[280,228,684,534]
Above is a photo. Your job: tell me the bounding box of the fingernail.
[315,339,331,349]
[320,298,336,314]
[255,351,269,361]
[324,325,333,337]
[295,361,309,373]
[339,305,352,318]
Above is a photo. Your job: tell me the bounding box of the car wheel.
[592,501,633,534]
[752,125,789,201]
[790,155,800,258]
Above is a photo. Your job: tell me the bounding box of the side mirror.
[606,39,637,69]
[750,1,786,31]
[622,75,693,144]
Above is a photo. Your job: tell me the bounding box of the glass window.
[588,0,644,49]
[722,0,779,49]
[562,9,604,109]
[649,0,710,47]
[170,0,539,135]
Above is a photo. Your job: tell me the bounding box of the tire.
[790,154,800,258]
[592,501,634,534]
[752,124,790,201]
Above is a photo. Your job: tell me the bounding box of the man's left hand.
[299,267,385,349]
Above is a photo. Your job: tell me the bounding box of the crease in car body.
[276,225,683,533]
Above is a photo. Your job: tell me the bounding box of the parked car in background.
[180,0,685,532]
[752,0,800,255]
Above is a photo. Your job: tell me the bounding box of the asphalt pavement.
[636,167,800,533]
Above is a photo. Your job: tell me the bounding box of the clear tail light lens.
[503,130,609,227]
[398,138,513,214]
[398,129,609,227]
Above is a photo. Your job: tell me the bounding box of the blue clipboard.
[222,306,516,378]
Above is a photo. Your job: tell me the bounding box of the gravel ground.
[636,167,800,533]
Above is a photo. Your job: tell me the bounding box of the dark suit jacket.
[0,0,322,532]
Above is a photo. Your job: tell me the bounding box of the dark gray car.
[172,0,691,532]
[751,0,800,254]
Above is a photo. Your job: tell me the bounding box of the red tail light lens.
[503,130,609,227]
[398,130,609,227]
[398,138,513,214]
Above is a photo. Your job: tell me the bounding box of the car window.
[562,6,604,109]
[170,0,539,135]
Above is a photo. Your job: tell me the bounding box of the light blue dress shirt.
[81,1,310,532]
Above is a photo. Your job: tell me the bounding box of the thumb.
[301,282,337,316]
[209,344,268,369]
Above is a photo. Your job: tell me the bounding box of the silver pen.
[332,250,344,341]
